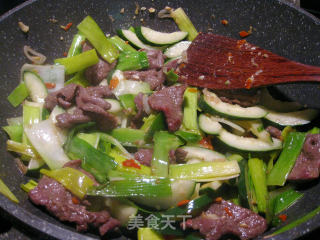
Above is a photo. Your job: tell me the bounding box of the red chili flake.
[221,19,229,25]
[215,197,222,203]
[45,82,56,89]
[125,41,129,44]
[199,136,214,150]
[239,30,250,38]
[177,199,190,207]
[109,77,119,90]
[63,52,67,57]
[122,159,141,169]
[278,214,287,222]
[224,207,233,217]
[61,22,73,31]
[245,77,253,89]
[72,196,79,204]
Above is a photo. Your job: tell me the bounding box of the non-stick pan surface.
[0,0,320,239]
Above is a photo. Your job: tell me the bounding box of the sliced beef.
[148,85,187,132]
[215,89,261,107]
[134,148,153,166]
[45,84,119,131]
[288,134,320,180]
[56,108,91,129]
[131,93,150,128]
[29,176,120,235]
[141,49,165,70]
[183,199,267,240]
[83,42,117,85]
[44,83,78,111]
[164,58,180,72]
[123,69,165,90]
[266,126,282,139]
[169,148,188,164]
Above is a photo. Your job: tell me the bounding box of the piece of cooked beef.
[123,69,165,90]
[44,83,79,111]
[266,126,282,139]
[183,199,267,240]
[134,148,153,166]
[163,58,180,72]
[48,84,119,131]
[82,42,117,85]
[56,108,91,129]
[169,148,188,164]
[141,49,165,70]
[131,93,149,128]
[148,85,187,132]
[288,134,320,181]
[29,176,120,235]
[214,89,261,107]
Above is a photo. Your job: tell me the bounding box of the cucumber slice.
[218,129,282,152]
[133,179,195,210]
[264,109,318,127]
[181,146,226,162]
[198,114,222,135]
[199,89,267,119]
[164,41,191,58]
[23,71,48,103]
[234,119,272,143]
[117,29,159,50]
[136,26,188,46]
[105,99,122,113]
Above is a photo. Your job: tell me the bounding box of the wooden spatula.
[178,33,320,90]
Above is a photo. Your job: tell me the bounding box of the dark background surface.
[0,0,320,239]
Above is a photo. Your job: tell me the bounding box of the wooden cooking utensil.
[178,33,320,90]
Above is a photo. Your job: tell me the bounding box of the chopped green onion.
[165,69,179,85]
[67,33,86,57]
[109,35,137,53]
[67,136,117,183]
[41,167,94,199]
[7,140,40,159]
[7,83,29,107]
[77,132,100,149]
[272,189,303,215]
[2,125,23,142]
[22,103,41,144]
[169,160,240,181]
[119,94,137,112]
[54,49,99,75]
[174,129,202,143]
[64,71,90,87]
[183,87,199,131]
[77,16,119,63]
[20,179,38,193]
[267,132,306,186]
[140,113,166,142]
[116,51,149,71]
[87,177,172,198]
[138,228,164,240]
[248,158,268,213]
[99,132,133,159]
[0,177,19,203]
[152,131,183,177]
[170,8,198,41]
[111,128,146,145]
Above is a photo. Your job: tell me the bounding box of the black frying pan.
[0,0,320,239]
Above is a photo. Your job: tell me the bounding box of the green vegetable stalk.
[151,131,183,177]
[248,158,268,213]
[111,128,146,145]
[64,71,90,87]
[77,16,119,63]
[0,177,19,203]
[7,83,29,107]
[109,35,137,53]
[116,51,149,71]
[3,125,23,142]
[55,49,99,75]
[41,167,94,199]
[67,33,86,57]
[20,179,38,193]
[67,136,117,183]
[267,132,306,186]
